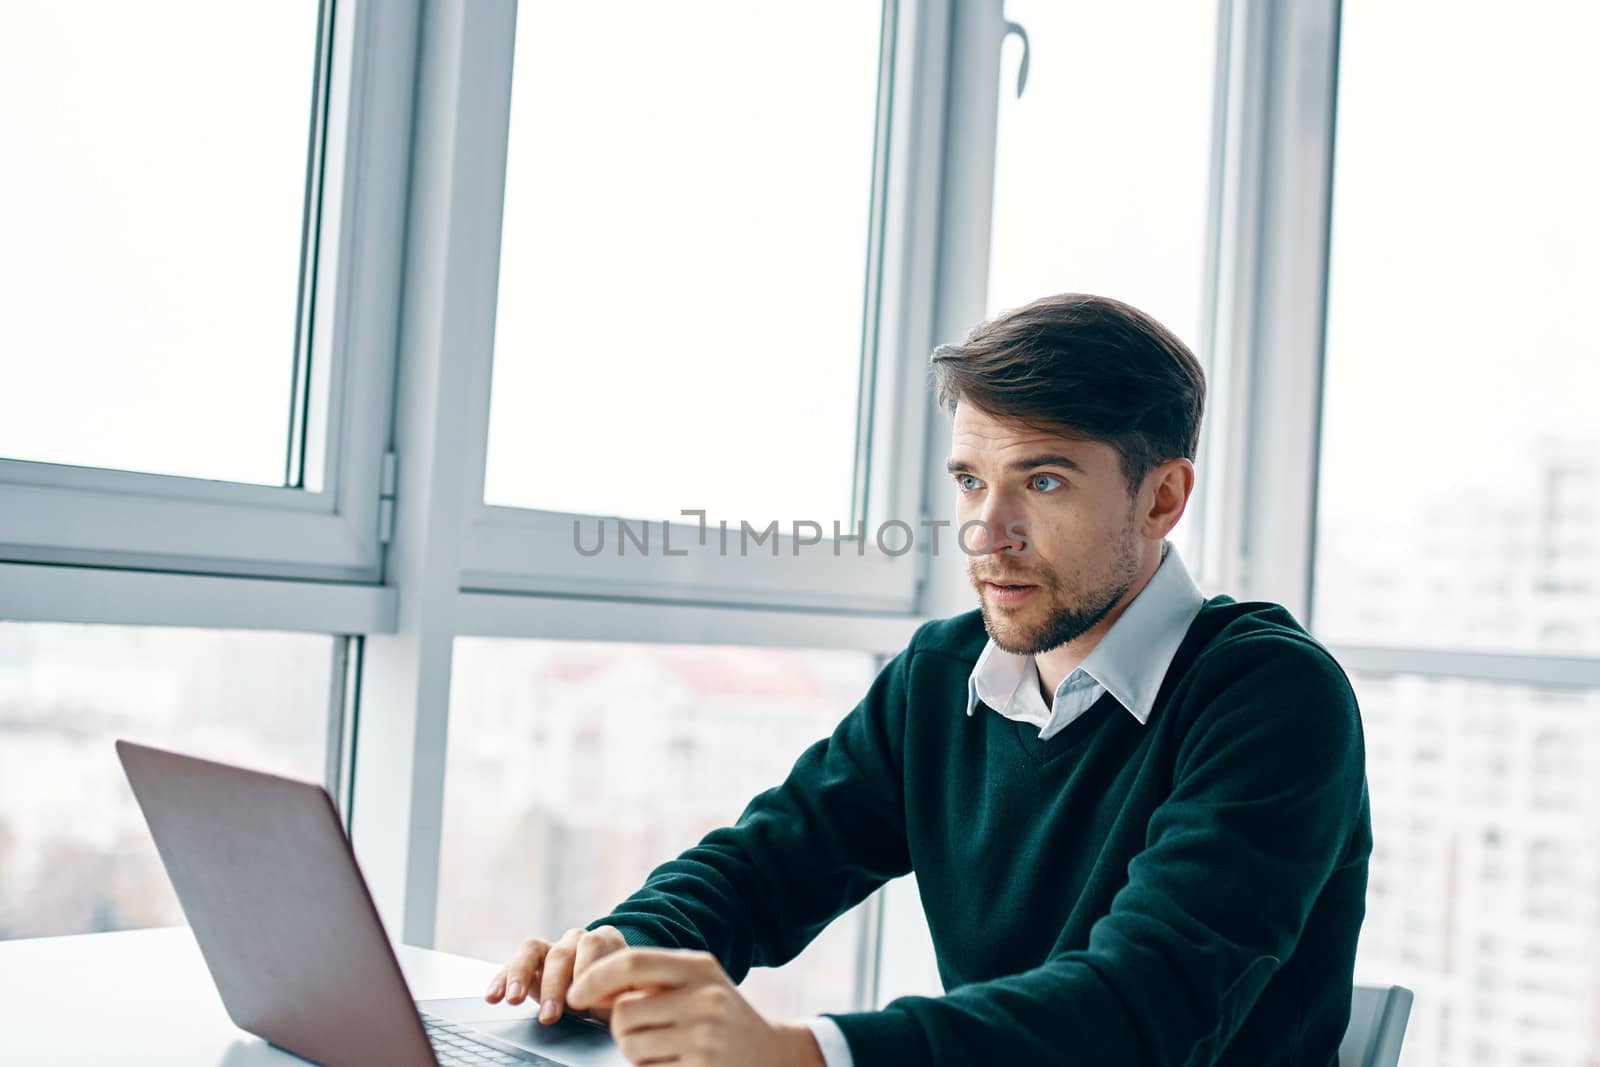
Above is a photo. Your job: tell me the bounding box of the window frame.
[446,0,937,614]
[0,0,409,585]
[1198,0,1341,617]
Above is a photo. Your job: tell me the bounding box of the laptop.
[116,739,631,1067]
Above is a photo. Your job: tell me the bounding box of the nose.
[966,496,1029,558]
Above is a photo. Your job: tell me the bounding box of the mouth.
[982,580,1039,606]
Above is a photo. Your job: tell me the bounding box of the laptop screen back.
[116,739,435,1067]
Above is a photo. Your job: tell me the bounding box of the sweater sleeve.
[822,633,1369,1065]
[583,626,922,984]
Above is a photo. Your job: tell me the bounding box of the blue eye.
[1030,473,1063,492]
[955,473,981,492]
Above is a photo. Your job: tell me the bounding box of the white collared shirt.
[807,541,1206,1065]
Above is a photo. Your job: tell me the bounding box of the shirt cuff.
[804,1016,855,1067]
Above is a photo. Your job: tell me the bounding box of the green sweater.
[586,595,1372,1065]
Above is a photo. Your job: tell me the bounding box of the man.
[485,293,1372,1065]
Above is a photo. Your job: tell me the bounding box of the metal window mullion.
[349,0,515,949]
[853,888,887,1013]
[1185,0,1239,595]
[854,649,896,1012]
[872,0,1006,1007]
[286,0,340,490]
[0,561,395,633]
[913,0,1005,621]
[323,634,367,834]
[1199,0,1269,603]
[869,0,951,614]
[324,634,352,811]
[1211,0,1342,621]
[851,0,900,532]
[1329,643,1600,691]
[309,0,411,538]
[454,588,922,656]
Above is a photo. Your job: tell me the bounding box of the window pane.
[1314,2,1600,655]
[0,2,322,484]
[437,637,879,1019]
[985,0,1219,352]
[0,623,334,939]
[1354,673,1600,1067]
[484,2,883,528]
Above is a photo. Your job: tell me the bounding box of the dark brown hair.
[930,292,1206,497]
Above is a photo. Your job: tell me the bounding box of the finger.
[608,986,694,1037]
[537,930,586,1023]
[609,991,686,1066]
[483,968,507,1003]
[503,940,550,1006]
[572,928,622,979]
[568,947,711,1010]
[613,1008,686,1067]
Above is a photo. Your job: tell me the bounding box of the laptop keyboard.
[421,1011,569,1066]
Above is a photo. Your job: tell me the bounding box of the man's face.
[947,401,1144,656]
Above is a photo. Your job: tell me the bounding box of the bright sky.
[1317,0,1600,523]
[0,1,318,485]
[986,0,1217,350]
[483,1,880,528]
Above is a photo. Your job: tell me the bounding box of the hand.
[567,947,824,1067]
[483,925,629,1026]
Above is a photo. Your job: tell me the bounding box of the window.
[986,0,1218,349]
[0,0,402,583]
[0,1,324,485]
[483,1,886,529]
[1354,672,1600,1067]
[1314,0,1600,656]
[1316,10,1600,1051]
[436,637,879,1019]
[0,622,336,939]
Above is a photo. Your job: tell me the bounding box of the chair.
[1338,984,1414,1067]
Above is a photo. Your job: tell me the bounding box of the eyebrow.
[945,453,1086,476]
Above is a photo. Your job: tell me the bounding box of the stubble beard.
[974,513,1142,656]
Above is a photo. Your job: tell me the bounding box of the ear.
[1141,458,1194,537]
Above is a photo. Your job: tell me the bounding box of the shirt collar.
[965,540,1206,726]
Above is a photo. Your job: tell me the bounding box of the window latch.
[1004,19,1031,99]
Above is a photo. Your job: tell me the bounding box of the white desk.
[0,926,504,1065]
